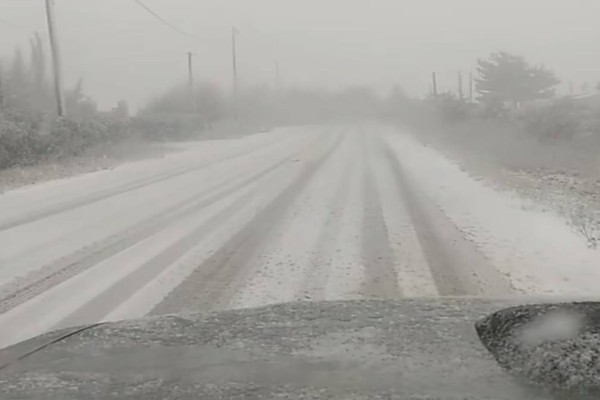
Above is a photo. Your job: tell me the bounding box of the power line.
[133,0,195,39]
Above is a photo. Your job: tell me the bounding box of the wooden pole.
[469,72,474,103]
[45,0,65,117]
[232,27,239,120]
[187,52,197,112]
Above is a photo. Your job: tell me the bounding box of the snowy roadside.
[0,140,181,194]
[386,126,600,296]
[400,125,600,249]
[0,122,280,194]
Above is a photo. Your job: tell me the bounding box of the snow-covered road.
[1,124,600,349]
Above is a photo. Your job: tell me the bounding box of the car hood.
[0,298,561,399]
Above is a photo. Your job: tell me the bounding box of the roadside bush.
[131,114,207,141]
[0,106,210,172]
[436,93,471,121]
[0,111,41,168]
[518,99,590,142]
[0,111,132,170]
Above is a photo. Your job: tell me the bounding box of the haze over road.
[2,124,599,350]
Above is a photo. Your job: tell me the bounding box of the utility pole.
[469,72,474,103]
[231,26,239,120]
[431,72,438,99]
[187,51,196,113]
[458,71,464,100]
[45,0,65,117]
[0,62,4,109]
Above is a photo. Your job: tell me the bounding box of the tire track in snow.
[383,134,512,296]
[150,133,344,315]
[0,134,314,287]
[0,135,323,348]
[56,190,255,329]
[105,147,317,322]
[360,132,401,298]
[0,137,320,315]
[226,128,354,309]
[383,144,471,296]
[0,183,259,348]
[0,134,287,232]
[370,133,438,297]
[297,158,353,302]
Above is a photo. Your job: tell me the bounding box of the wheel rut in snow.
[150,134,344,315]
[56,190,255,328]
[383,140,512,296]
[297,151,354,302]
[360,133,401,299]
[0,143,312,315]
[0,136,287,232]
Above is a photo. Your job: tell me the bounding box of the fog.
[2,0,600,110]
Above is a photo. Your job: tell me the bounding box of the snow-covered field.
[0,124,598,349]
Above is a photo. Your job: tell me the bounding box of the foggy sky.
[2,0,599,110]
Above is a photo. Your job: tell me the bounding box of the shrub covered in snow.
[0,111,131,169]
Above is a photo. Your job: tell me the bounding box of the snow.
[385,127,600,296]
[2,123,600,350]
[0,128,319,348]
[230,130,362,308]
[370,143,438,297]
[321,157,366,301]
[0,130,305,287]
[104,156,299,322]
[0,131,285,226]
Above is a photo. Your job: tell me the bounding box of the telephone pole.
[45,0,65,117]
[458,71,464,100]
[0,62,4,108]
[431,72,438,99]
[231,26,239,120]
[469,72,474,103]
[187,52,196,113]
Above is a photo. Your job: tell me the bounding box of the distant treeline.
[385,52,600,177]
[0,34,387,170]
[386,51,600,143]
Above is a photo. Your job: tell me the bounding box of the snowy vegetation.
[387,52,600,173]
[0,36,132,169]
[385,52,600,247]
[0,34,386,171]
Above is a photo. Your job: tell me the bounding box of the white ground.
[384,127,600,295]
[0,124,599,349]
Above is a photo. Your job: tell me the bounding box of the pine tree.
[476,52,559,108]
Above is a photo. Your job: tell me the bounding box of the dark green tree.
[476,52,559,107]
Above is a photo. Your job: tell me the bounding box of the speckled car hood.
[0,299,561,399]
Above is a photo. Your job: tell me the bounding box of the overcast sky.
[2,0,599,109]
